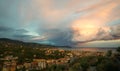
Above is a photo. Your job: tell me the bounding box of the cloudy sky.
[0,0,120,47]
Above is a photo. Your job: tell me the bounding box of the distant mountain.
[0,38,71,48]
[0,38,24,43]
[0,38,55,47]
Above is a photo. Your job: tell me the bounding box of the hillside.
[0,38,57,48]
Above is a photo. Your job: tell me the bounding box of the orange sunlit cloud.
[71,20,100,41]
[1,0,120,47]
[71,2,117,42]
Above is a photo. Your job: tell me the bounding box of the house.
[33,59,47,70]
[2,56,17,71]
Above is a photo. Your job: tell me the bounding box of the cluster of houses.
[0,55,71,71]
[1,56,18,71]
[0,48,107,71]
[71,49,106,56]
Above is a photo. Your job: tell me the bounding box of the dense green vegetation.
[41,47,120,71]
[43,55,120,71]
[117,47,120,52]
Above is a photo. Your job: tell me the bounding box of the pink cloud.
[71,2,118,42]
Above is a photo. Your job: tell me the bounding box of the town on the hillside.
[0,39,120,71]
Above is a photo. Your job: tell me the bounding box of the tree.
[117,47,120,53]
[96,59,119,71]
[106,50,112,57]
[71,63,81,71]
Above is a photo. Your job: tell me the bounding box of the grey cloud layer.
[0,0,120,47]
[0,26,33,41]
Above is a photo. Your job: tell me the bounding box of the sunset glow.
[71,20,100,41]
[0,0,120,47]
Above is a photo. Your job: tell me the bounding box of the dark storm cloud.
[0,26,14,32]
[48,30,72,46]
[10,29,35,42]
[36,28,73,46]
[0,25,30,41]
[0,26,14,38]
